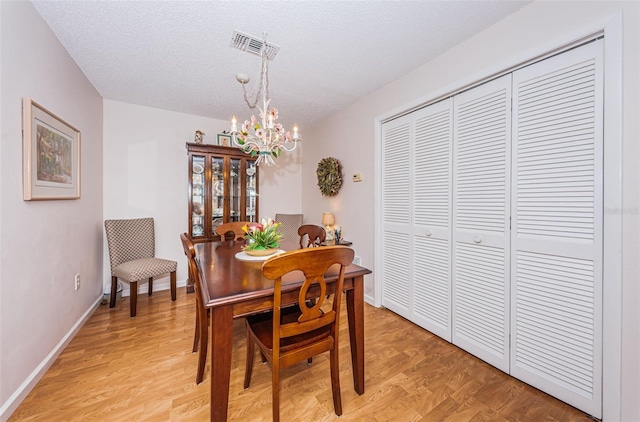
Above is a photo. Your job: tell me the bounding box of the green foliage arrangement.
[242,218,283,250]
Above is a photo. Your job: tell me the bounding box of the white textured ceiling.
[32,0,530,130]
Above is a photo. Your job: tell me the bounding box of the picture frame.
[217,133,231,147]
[22,98,81,200]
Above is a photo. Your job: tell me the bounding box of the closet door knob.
[474,236,482,244]
[425,230,432,237]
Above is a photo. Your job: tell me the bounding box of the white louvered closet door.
[412,99,453,341]
[452,75,512,372]
[510,40,603,418]
[381,115,413,319]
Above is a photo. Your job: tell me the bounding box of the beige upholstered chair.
[297,224,326,248]
[274,213,303,244]
[244,246,355,421]
[104,218,177,317]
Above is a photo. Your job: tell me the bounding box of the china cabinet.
[186,143,258,242]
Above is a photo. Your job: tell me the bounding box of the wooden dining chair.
[104,218,177,317]
[215,221,250,241]
[244,246,355,421]
[179,233,209,384]
[297,224,326,248]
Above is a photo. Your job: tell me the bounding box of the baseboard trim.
[0,295,101,422]
[365,293,375,306]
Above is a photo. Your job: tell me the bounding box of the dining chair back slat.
[215,221,250,241]
[297,224,326,248]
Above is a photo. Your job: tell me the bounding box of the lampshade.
[322,212,335,226]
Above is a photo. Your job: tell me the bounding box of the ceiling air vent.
[230,30,280,61]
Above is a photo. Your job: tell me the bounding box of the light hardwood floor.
[10,287,594,421]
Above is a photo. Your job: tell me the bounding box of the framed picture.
[22,98,81,200]
[217,133,231,147]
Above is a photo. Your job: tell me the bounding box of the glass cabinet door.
[246,162,257,222]
[211,156,224,234]
[191,155,206,237]
[187,143,259,242]
[229,158,241,222]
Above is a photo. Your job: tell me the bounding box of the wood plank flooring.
[9,288,595,421]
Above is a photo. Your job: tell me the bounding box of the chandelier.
[230,33,301,166]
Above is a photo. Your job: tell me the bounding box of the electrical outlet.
[74,273,80,290]
[353,256,361,266]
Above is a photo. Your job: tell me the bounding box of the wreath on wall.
[316,157,343,197]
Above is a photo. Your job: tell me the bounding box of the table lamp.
[322,212,336,244]
[322,212,335,227]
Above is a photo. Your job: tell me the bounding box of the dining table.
[194,239,372,421]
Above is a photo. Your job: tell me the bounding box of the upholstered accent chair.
[104,218,177,317]
[274,213,303,244]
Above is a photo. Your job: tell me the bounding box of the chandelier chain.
[241,48,271,110]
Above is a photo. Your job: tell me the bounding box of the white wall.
[0,2,104,419]
[302,1,639,421]
[302,103,381,298]
[103,100,302,291]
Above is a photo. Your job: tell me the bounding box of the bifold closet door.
[510,40,603,418]
[381,114,412,320]
[412,99,453,341]
[452,75,512,372]
[381,100,453,339]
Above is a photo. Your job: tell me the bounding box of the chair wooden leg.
[192,301,200,353]
[148,277,153,296]
[196,297,208,384]
[109,276,118,308]
[272,362,280,422]
[244,328,255,389]
[329,347,342,416]
[170,271,177,301]
[130,281,138,317]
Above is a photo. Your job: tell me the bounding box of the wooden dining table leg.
[346,275,365,395]
[210,305,234,422]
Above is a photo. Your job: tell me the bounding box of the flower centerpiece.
[242,217,283,256]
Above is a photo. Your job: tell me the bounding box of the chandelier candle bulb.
[231,115,238,132]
